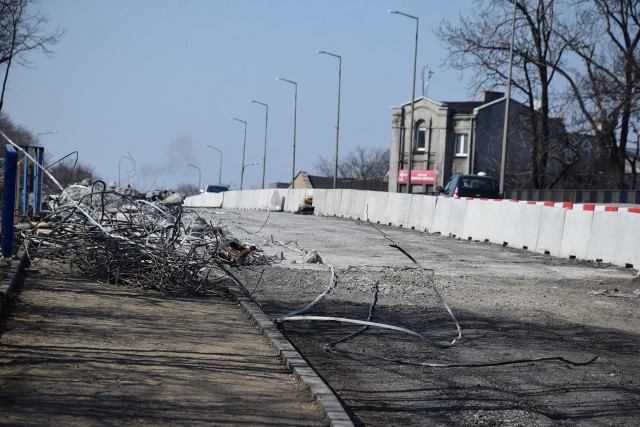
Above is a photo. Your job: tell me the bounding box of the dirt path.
[210,208,640,426]
[0,261,326,426]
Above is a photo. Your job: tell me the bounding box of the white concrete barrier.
[559,208,594,259]
[616,211,640,268]
[181,188,638,270]
[505,202,541,250]
[364,192,389,224]
[433,197,468,237]
[238,190,255,209]
[406,195,424,230]
[323,190,343,216]
[223,191,240,209]
[492,200,522,246]
[267,190,284,211]
[312,189,327,215]
[461,199,493,242]
[385,193,412,227]
[585,210,622,264]
[200,192,224,208]
[340,189,368,220]
[284,189,307,212]
[419,196,438,233]
[534,205,567,256]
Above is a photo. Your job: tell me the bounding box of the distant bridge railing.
[504,189,640,205]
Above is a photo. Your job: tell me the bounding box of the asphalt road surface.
[205,208,640,427]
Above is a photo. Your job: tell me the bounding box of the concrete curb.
[0,244,29,316]
[228,284,354,427]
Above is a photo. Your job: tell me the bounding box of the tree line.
[437,0,640,190]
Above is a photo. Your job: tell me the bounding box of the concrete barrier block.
[339,189,368,220]
[586,211,622,264]
[433,197,468,237]
[284,189,307,212]
[535,205,567,256]
[199,192,224,208]
[255,189,269,210]
[183,194,198,207]
[493,200,522,246]
[505,202,541,250]
[339,189,357,218]
[223,191,239,209]
[267,190,284,211]
[616,211,640,268]
[323,190,343,216]
[364,192,389,224]
[311,189,327,215]
[238,190,253,209]
[461,199,491,242]
[419,196,438,233]
[385,193,412,227]
[559,209,594,259]
[406,195,424,230]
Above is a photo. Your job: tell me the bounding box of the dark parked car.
[437,173,502,199]
[204,184,229,193]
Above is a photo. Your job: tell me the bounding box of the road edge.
[0,244,29,316]
[228,285,354,427]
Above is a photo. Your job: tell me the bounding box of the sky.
[4,0,475,191]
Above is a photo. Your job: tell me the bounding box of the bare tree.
[175,182,200,196]
[44,155,99,190]
[551,0,640,189]
[438,0,570,189]
[314,146,389,179]
[0,111,35,145]
[0,0,64,112]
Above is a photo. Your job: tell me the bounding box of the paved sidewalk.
[0,259,347,426]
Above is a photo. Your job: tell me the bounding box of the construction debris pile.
[22,181,270,296]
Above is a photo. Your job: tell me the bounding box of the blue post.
[33,146,44,217]
[2,145,18,258]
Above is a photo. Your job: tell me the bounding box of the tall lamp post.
[250,100,269,189]
[231,117,248,190]
[317,50,342,189]
[205,145,223,185]
[500,0,518,194]
[185,162,201,192]
[276,77,297,186]
[389,9,419,194]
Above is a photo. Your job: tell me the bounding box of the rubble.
[22,182,265,296]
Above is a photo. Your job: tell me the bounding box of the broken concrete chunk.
[304,250,323,264]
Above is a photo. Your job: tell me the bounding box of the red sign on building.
[397,169,436,185]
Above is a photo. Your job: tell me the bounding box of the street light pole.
[500,0,518,194]
[185,162,201,191]
[250,100,269,189]
[317,50,342,189]
[231,117,248,190]
[389,10,419,194]
[276,77,297,186]
[36,130,58,145]
[205,145,223,185]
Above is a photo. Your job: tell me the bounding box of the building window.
[415,123,427,151]
[454,133,468,157]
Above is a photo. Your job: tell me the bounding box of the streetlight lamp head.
[388,10,397,14]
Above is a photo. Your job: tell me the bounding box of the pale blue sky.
[5,0,475,191]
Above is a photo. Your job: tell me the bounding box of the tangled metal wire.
[22,182,270,296]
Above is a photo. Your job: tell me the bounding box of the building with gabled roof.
[389,90,562,193]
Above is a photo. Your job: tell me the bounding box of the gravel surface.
[201,208,640,427]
